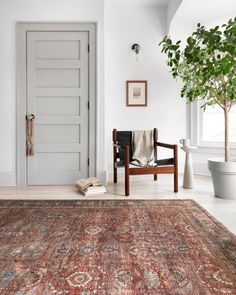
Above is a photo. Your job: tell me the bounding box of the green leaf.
[158,17,236,158]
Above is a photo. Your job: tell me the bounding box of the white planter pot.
[208,157,236,200]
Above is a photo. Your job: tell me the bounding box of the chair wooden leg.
[174,144,178,193]
[174,172,178,193]
[113,129,118,183]
[153,129,158,183]
[113,146,117,183]
[114,166,117,183]
[125,146,130,196]
[125,172,130,196]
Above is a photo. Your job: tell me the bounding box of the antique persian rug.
[0,200,235,294]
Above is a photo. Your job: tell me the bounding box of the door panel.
[35,153,80,170]
[36,125,80,143]
[27,31,89,185]
[36,68,80,88]
[36,97,80,116]
[35,40,81,60]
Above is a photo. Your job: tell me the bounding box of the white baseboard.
[0,172,16,186]
[193,162,211,176]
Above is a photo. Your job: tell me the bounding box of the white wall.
[167,0,183,33]
[105,4,186,174]
[0,0,105,185]
[0,0,197,186]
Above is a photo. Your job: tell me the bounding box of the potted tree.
[159,17,236,199]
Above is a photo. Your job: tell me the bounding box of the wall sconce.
[131,43,141,61]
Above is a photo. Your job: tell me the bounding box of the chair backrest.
[116,131,132,148]
[113,128,158,162]
[113,130,132,162]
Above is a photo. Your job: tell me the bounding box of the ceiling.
[109,0,169,6]
[169,0,236,39]
[176,0,236,22]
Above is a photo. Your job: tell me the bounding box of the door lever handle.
[26,114,35,120]
[26,114,35,156]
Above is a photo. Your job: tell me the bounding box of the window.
[190,101,236,148]
[201,105,236,144]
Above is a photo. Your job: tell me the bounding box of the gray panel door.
[27,31,89,185]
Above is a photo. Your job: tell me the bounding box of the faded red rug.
[0,200,235,294]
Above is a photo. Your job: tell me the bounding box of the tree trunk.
[224,108,230,162]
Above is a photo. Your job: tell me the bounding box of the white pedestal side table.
[181,146,198,189]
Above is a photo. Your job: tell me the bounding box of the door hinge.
[88,44,90,52]
[88,101,90,109]
[88,158,90,166]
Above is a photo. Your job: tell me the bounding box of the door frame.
[16,22,96,186]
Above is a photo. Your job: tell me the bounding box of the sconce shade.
[131,43,140,61]
[131,43,140,55]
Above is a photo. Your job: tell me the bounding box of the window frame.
[189,100,236,152]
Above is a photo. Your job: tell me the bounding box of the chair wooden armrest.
[156,142,176,149]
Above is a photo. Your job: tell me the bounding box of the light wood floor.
[0,174,235,234]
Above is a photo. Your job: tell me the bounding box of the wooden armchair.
[113,128,178,196]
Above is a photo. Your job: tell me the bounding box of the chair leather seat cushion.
[117,158,174,167]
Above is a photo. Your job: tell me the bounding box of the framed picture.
[126,80,147,107]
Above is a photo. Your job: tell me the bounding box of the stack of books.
[75,177,106,196]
